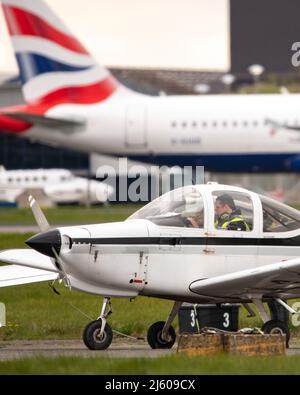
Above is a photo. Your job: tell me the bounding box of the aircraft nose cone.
[26,229,61,258]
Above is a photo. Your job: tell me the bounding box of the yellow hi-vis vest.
[215,216,250,231]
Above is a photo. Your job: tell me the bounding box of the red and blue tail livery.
[1,0,120,106]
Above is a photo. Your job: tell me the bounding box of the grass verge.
[0,205,141,226]
[1,353,300,374]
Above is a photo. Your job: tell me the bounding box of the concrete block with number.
[178,304,240,334]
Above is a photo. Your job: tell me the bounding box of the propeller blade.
[28,195,50,233]
[51,247,71,289]
[27,195,70,288]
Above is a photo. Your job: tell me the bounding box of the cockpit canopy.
[129,185,300,233]
[260,195,300,232]
[129,186,204,228]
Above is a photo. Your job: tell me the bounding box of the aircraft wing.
[2,112,85,131]
[0,249,58,273]
[190,257,300,301]
[0,265,57,288]
[266,118,300,133]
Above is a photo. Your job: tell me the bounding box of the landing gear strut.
[147,301,181,349]
[253,298,290,347]
[83,297,113,350]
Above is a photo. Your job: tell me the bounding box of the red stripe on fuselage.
[2,5,89,55]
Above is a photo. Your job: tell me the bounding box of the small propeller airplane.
[0,182,300,350]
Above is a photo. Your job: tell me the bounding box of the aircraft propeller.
[26,195,71,288]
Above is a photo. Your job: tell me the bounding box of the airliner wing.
[2,112,85,130]
[0,265,57,288]
[190,257,300,301]
[266,118,300,132]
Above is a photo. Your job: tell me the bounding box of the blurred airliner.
[0,0,300,173]
[0,167,113,205]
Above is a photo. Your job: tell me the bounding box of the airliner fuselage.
[29,93,300,173]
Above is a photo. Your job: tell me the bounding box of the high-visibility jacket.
[215,214,250,231]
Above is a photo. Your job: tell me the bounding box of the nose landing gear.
[83,297,113,350]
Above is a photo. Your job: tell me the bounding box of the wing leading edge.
[0,249,59,288]
[0,249,58,273]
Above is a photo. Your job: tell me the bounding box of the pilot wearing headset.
[214,194,250,231]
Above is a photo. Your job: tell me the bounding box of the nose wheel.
[83,319,113,350]
[83,297,113,350]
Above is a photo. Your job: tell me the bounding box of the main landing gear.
[83,297,113,350]
[147,301,182,349]
[252,298,292,347]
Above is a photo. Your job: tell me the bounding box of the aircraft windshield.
[128,187,204,228]
[261,195,300,232]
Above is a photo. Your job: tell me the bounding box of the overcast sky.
[0,0,230,73]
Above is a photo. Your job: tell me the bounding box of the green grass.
[0,233,32,250]
[0,281,174,340]
[1,353,300,374]
[236,74,300,95]
[0,205,141,226]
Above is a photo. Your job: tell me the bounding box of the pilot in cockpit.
[215,194,250,231]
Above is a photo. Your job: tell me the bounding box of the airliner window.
[260,196,300,233]
[128,187,204,228]
[213,191,253,231]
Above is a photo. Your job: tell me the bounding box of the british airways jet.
[0,0,300,173]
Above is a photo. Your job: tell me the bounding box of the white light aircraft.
[1,0,300,173]
[0,183,300,350]
[0,167,113,205]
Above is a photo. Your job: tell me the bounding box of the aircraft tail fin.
[1,0,134,107]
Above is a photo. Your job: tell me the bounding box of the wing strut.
[275,298,297,314]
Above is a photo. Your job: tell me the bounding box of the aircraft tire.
[262,319,290,347]
[83,319,113,350]
[147,321,176,349]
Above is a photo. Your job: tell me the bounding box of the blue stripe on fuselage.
[126,153,300,173]
[16,53,90,84]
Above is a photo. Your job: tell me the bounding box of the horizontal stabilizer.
[2,112,85,129]
[0,249,59,273]
[0,265,57,288]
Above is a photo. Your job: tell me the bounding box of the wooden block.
[223,334,286,356]
[177,333,286,357]
[177,334,223,356]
